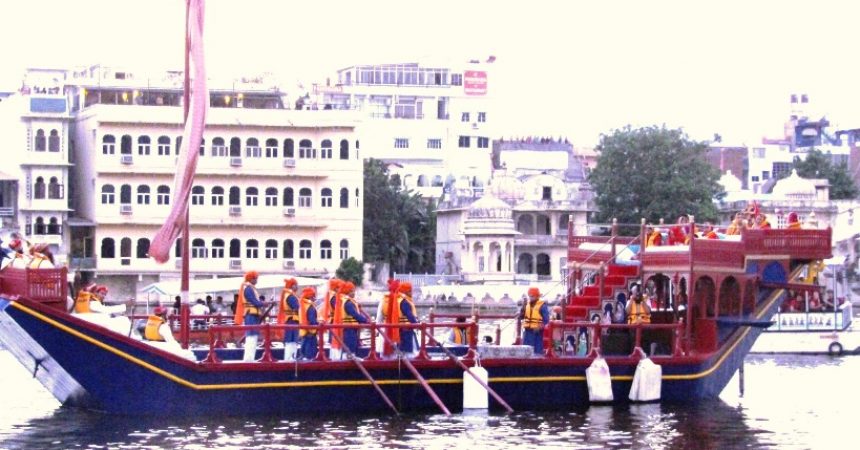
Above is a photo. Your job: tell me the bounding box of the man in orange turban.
[334,281,368,357]
[298,287,319,360]
[235,270,263,362]
[395,281,419,356]
[521,287,549,354]
[277,278,300,361]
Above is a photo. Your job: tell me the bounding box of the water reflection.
[1,353,859,449]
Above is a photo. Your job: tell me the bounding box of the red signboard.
[464,70,487,95]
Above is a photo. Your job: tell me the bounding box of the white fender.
[586,357,613,402]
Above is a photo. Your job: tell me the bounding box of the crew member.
[338,281,368,356]
[298,287,319,360]
[626,292,652,324]
[74,284,126,315]
[319,278,341,324]
[396,282,419,356]
[328,279,346,360]
[234,270,264,362]
[140,307,178,344]
[447,316,471,345]
[277,278,301,361]
[786,211,802,230]
[521,287,549,354]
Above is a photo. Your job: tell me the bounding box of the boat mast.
[179,0,192,348]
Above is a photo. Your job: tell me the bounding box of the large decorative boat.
[0,221,832,416]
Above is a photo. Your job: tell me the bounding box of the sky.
[3,0,859,146]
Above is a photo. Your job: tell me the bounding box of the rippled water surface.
[0,351,856,449]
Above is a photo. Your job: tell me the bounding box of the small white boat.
[750,302,858,355]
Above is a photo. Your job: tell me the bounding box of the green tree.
[588,125,723,229]
[791,149,859,200]
[335,257,364,286]
[363,159,436,276]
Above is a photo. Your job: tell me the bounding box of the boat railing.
[544,320,687,359]
[428,311,521,346]
[199,320,481,364]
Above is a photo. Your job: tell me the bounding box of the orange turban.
[329,279,342,289]
[244,271,259,281]
[284,278,297,288]
[95,285,109,294]
[301,287,316,299]
[341,281,355,293]
[398,282,412,293]
[528,287,540,298]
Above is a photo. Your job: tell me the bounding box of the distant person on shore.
[521,287,549,355]
[173,295,181,314]
[277,278,301,361]
[448,316,470,345]
[191,299,209,328]
[212,296,227,315]
[234,271,264,362]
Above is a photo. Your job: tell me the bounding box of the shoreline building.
[0,68,73,266]
[313,58,496,200]
[61,65,363,299]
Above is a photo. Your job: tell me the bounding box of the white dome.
[719,170,743,192]
[467,193,512,220]
[488,172,524,203]
[772,169,815,199]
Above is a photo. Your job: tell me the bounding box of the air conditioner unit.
[283,158,296,168]
[229,259,242,269]
[121,258,131,266]
[283,207,296,217]
[230,157,242,167]
[120,204,133,214]
[229,206,242,216]
[175,259,183,269]
[283,260,295,269]
[120,155,133,164]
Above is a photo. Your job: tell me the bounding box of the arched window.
[299,139,314,159]
[228,186,241,205]
[299,240,312,259]
[119,185,132,204]
[265,239,278,259]
[192,238,207,258]
[245,138,261,158]
[137,135,151,155]
[229,238,241,258]
[298,188,312,208]
[136,185,151,204]
[175,238,182,258]
[320,240,332,259]
[35,129,46,151]
[211,239,225,258]
[48,177,62,199]
[339,239,349,259]
[120,135,132,155]
[245,187,258,206]
[283,239,294,259]
[339,139,349,160]
[229,137,241,157]
[34,217,46,235]
[321,188,332,207]
[246,239,259,258]
[137,238,150,258]
[320,139,332,159]
[283,187,294,207]
[47,217,60,235]
[34,177,46,199]
[417,175,428,187]
[211,186,224,205]
[121,238,132,260]
[101,238,115,258]
[101,184,115,204]
[265,138,278,158]
[102,134,116,154]
[48,129,60,152]
[211,137,226,157]
[339,188,349,208]
[283,138,295,158]
[157,136,171,155]
[191,185,205,205]
[265,187,278,206]
[157,185,170,205]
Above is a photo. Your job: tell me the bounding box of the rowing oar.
[426,333,513,413]
[330,330,400,415]
[377,328,451,416]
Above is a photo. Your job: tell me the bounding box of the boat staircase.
[565,263,639,322]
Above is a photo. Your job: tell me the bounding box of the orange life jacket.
[277,288,299,324]
[340,296,361,324]
[74,291,96,313]
[233,281,260,325]
[523,299,545,330]
[382,294,401,342]
[299,298,316,337]
[627,301,651,324]
[331,292,344,349]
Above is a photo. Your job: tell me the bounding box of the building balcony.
[95,154,356,178]
[0,207,14,217]
[516,234,568,247]
[28,234,63,246]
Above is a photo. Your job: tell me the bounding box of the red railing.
[742,228,832,260]
[428,312,521,346]
[0,267,68,311]
[543,320,687,358]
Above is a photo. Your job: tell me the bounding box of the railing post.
[315,324,327,361]
[366,322,378,361]
[415,323,429,360]
[598,262,605,301]
[611,217,618,257]
[632,323,644,358]
[203,328,221,364]
[260,324,274,363]
[180,303,190,349]
[465,322,478,360]
[514,316,522,345]
[545,321,556,358]
[588,323,601,358]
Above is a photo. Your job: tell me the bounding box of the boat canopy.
[138,274,328,300]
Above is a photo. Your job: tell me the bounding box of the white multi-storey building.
[314,59,496,199]
[0,68,73,264]
[63,66,363,299]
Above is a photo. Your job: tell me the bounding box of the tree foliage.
[588,125,724,228]
[335,257,364,286]
[791,149,859,200]
[363,159,436,276]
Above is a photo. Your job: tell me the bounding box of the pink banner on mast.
[150,0,208,263]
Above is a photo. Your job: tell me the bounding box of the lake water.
[0,350,855,449]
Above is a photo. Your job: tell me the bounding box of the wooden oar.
[427,333,514,413]
[330,330,399,415]
[377,328,451,416]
